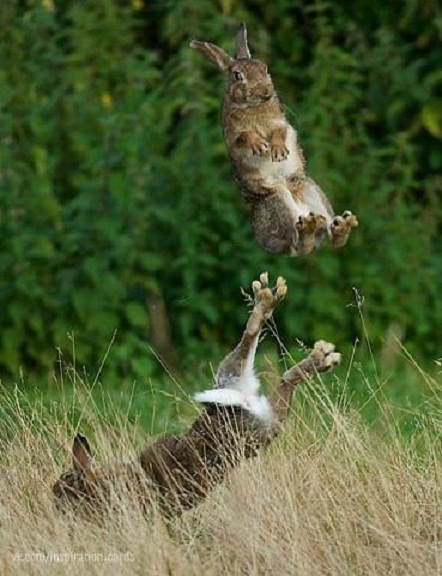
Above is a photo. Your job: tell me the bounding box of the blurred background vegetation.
[0,0,441,392]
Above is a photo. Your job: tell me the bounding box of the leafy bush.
[0,0,441,381]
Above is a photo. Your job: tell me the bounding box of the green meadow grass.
[1,336,438,443]
[0,341,441,576]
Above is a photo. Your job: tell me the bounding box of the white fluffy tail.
[194,388,275,425]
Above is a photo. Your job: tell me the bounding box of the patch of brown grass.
[1,369,441,576]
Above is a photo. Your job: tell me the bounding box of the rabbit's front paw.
[330,211,359,249]
[252,272,287,319]
[235,131,269,156]
[270,142,289,162]
[249,136,270,157]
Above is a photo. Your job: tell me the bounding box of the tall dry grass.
[1,360,441,576]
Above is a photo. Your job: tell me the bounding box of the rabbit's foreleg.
[268,125,289,162]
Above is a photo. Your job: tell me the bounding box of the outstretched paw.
[330,211,358,249]
[310,340,342,372]
[252,272,287,319]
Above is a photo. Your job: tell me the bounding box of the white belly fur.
[237,124,332,222]
[244,125,303,183]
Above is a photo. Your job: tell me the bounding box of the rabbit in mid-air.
[53,273,341,517]
[191,24,358,256]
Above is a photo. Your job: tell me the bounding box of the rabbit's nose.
[255,88,273,101]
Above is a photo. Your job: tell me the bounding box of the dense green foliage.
[0,0,441,382]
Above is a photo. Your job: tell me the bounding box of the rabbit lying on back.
[191,24,358,256]
[53,273,341,517]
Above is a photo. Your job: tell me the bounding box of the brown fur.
[191,24,358,256]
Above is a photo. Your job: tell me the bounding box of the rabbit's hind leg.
[269,340,341,422]
[330,210,359,249]
[215,273,286,392]
[287,175,329,255]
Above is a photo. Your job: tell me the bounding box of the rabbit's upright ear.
[235,23,251,59]
[72,433,93,472]
[190,40,234,71]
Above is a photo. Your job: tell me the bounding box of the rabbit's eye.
[233,71,243,82]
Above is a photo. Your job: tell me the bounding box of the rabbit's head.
[191,23,275,107]
[53,434,103,506]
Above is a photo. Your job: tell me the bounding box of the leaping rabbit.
[191,24,358,256]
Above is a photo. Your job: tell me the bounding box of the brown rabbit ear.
[190,40,234,71]
[72,433,93,472]
[235,23,251,59]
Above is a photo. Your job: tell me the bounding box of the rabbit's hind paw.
[310,340,342,372]
[296,212,326,235]
[330,210,358,249]
[295,212,327,255]
[252,273,287,319]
